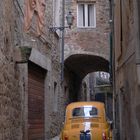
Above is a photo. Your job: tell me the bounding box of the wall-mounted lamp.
[49,11,74,83]
[49,11,74,32]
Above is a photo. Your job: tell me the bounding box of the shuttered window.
[77,3,96,28]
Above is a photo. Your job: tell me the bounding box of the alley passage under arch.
[65,54,109,79]
[64,54,110,102]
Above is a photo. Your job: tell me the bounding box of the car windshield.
[72,106,98,117]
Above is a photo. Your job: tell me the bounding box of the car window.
[72,106,98,117]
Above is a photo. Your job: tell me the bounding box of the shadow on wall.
[136,104,140,128]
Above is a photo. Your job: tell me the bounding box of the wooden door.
[28,62,46,140]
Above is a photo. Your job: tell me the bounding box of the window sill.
[77,26,96,29]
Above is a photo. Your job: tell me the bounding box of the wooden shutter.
[28,62,46,140]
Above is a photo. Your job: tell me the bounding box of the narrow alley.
[0,0,140,140]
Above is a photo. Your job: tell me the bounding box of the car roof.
[66,101,104,110]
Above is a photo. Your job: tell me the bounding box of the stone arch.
[64,53,109,102]
[65,53,109,79]
[65,50,109,62]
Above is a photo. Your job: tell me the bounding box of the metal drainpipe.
[111,0,117,140]
[109,0,116,139]
[108,0,113,122]
[61,0,65,83]
[136,0,140,85]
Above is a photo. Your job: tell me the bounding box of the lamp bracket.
[49,26,70,32]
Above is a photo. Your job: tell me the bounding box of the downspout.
[61,0,65,83]
[109,0,116,139]
[108,0,113,119]
[109,32,113,85]
[112,1,117,140]
[136,0,140,86]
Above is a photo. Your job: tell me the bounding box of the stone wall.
[114,0,140,139]
[0,0,64,139]
[65,0,110,59]
[0,1,22,139]
[64,0,110,104]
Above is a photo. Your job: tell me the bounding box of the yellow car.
[60,102,112,140]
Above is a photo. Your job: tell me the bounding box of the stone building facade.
[113,0,140,139]
[64,0,110,60]
[64,0,111,103]
[0,0,65,139]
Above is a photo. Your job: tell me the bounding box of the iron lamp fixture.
[49,11,74,32]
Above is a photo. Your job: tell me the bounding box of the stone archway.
[64,53,109,102]
[65,53,109,79]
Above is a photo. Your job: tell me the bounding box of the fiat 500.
[60,102,112,140]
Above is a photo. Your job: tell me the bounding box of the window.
[77,3,96,28]
[72,106,98,117]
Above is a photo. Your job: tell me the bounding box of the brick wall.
[64,0,110,106]
[65,0,110,59]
